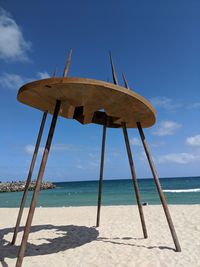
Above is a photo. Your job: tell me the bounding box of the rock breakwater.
[0,181,56,193]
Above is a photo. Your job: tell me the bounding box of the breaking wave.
[163,188,200,193]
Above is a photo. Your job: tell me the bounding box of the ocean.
[0,176,200,208]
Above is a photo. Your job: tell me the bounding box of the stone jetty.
[0,181,56,193]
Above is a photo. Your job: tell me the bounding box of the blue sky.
[0,1,200,182]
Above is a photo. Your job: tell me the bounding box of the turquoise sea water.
[0,176,200,207]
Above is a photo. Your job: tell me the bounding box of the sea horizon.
[51,175,200,184]
[0,176,200,208]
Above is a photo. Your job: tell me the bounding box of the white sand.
[0,205,200,267]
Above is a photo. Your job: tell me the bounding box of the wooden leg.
[137,122,181,252]
[96,124,107,227]
[16,101,61,267]
[122,123,148,239]
[11,112,47,245]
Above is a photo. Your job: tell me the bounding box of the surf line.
[163,188,200,193]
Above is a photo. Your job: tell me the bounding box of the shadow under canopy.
[0,225,98,261]
[0,223,175,266]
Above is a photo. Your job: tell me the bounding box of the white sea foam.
[163,188,200,193]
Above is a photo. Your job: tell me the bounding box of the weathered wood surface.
[17,77,156,128]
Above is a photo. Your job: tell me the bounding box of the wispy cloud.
[25,143,81,155]
[0,7,31,61]
[75,149,120,171]
[130,137,164,148]
[0,73,27,90]
[76,164,85,170]
[158,152,199,164]
[75,158,99,171]
[150,97,181,111]
[187,102,200,110]
[138,151,146,161]
[0,71,50,90]
[153,120,182,136]
[130,137,141,146]
[186,134,200,146]
[25,144,44,155]
[150,141,165,148]
[52,143,81,152]
[37,72,50,79]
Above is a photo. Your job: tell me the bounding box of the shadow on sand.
[0,224,99,267]
[0,224,175,266]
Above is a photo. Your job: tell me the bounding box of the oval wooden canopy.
[17,77,156,128]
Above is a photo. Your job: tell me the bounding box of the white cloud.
[0,7,31,61]
[187,102,200,110]
[89,161,99,168]
[186,135,200,146]
[130,137,141,146]
[52,144,80,152]
[25,145,44,155]
[158,153,199,164]
[150,97,181,111]
[150,141,165,148]
[76,164,84,169]
[131,137,164,148]
[0,73,27,90]
[88,152,98,158]
[153,120,182,136]
[0,71,50,90]
[138,151,146,161]
[25,143,80,155]
[37,72,50,79]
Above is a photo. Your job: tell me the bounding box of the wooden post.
[63,48,73,77]
[109,51,118,85]
[137,122,181,252]
[11,112,47,245]
[122,123,148,239]
[96,123,107,227]
[16,100,61,267]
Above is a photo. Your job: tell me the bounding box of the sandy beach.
[0,205,200,267]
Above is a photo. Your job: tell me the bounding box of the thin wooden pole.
[109,51,118,85]
[122,122,148,239]
[96,123,107,227]
[136,122,181,252]
[11,112,47,245]
[122,73,129,89]
[16,100,61,267]
[63,48,73,77]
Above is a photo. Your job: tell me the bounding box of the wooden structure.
[13,51,181,267]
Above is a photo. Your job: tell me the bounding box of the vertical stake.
[16,100,61,267]
[122,73,129,89]
[53,65,58,77]
[109,51,118,85]
[96,121,107,227]
[122,122,148,238]
[63,48,73,77]
[137,122,181,252]
[11,112,47,245]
